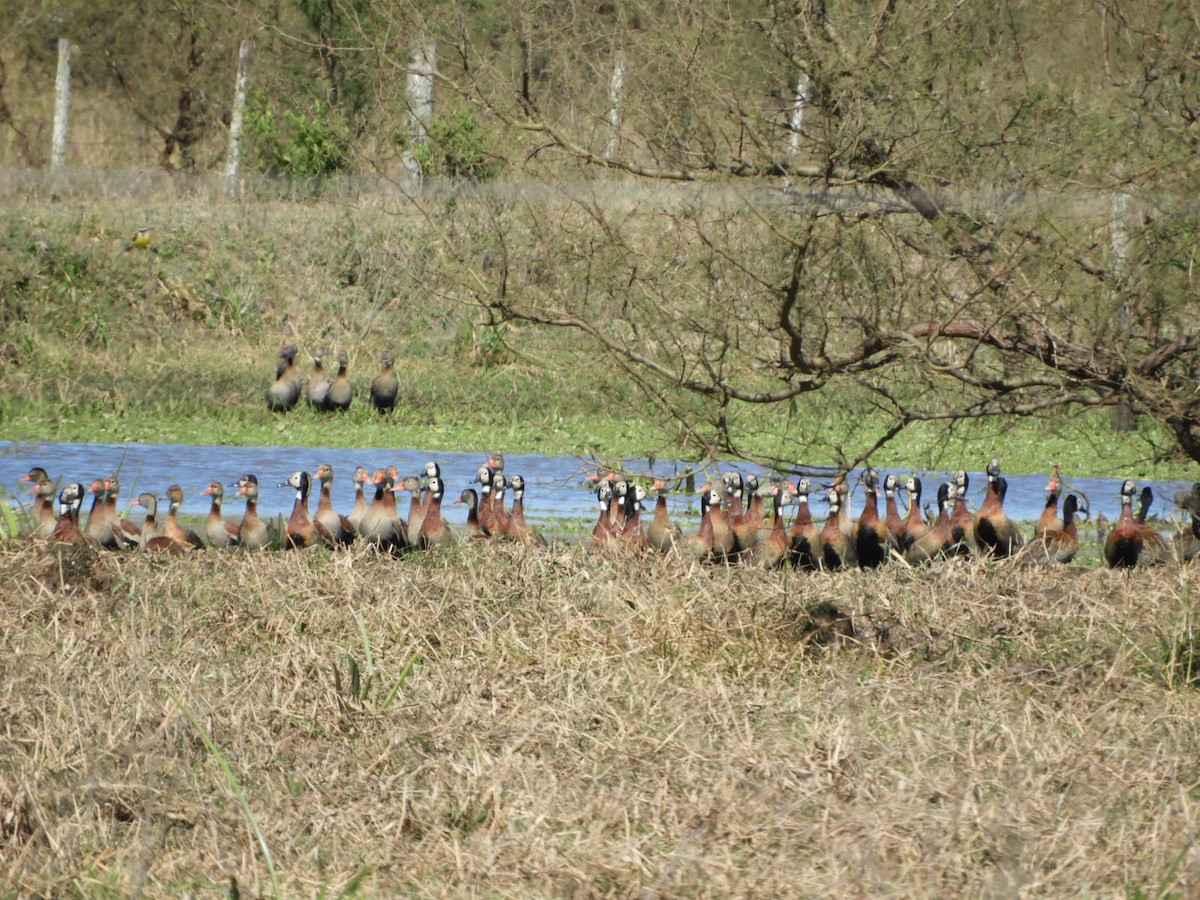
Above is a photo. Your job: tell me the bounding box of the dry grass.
[3,541,1199,897]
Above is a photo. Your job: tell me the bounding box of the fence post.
[226,39,253,201]
[50,38,71,200]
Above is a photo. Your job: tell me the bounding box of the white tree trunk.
[225,39,253,201]
[604,51,626,162]
[402,39,436,183]
[787,74,808,159]
[50,39,71,199]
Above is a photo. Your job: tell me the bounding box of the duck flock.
[14,449,1200,570]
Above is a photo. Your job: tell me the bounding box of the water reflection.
[1,440,1194,536]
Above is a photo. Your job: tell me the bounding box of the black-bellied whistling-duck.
[130,491,179,552]
[1105,480,1142,568]
[591,480,618,547]
[266,344,302,412]
[313,464,355,546]
[819,487,854,571]
[1135,486,1170,566]
[1029,494,1081,564]
[348,466,370,535]
[974,459,1021,558]
[646,478,682,554]
[901,476,929,552]
[327,350,353,412]
[162,485,205,550]
[49,483,87,544]
[882,474,906,549]
[455,488,491,541]
[19,467,56,539]
[419,475,455,549]
[948,470,974,555]
[787,477,821,571]
[370,351,398,413]
[280,471,323,549]
[906,482,954,565]
[747,482,790,569]
[233,475,273,551]
[507,474,547,546]
[678,485,714,562]
[201,481,240,549]
[307,349,331,411]
[852,468,893,569]
[1036,474,1064,541]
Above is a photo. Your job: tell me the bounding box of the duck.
[233,475,273,551]
[490,473,515,538]
[105,476,141,549]
[617,481,649,551]
[507,474,547,546]
[1176,512,1200,563]
[326,350,353,412]
[819,487,854,570]
[852,468,893,568]
[359,468,406,552]
[746,482,790,569]
[265,343,302,412]
[901,476,929,551]
[19,466,56,539]
[418,475,456,549]
[591,480,618,547]
[130,491,180,552]
[370,351,399,413]
[882,474,907,549]
[678,485,714,562]
[974,458,1021,558]
[161,485,205,550]
[1035,473,1064,541]
[730,473,766,555]
[455,488,491,540]
[706,478,739,563]
[395,475,426,542]
[646,478,682,554]
[905,482,954,565]
[1028,494,1081,564]
[474,465,497,532]
[84,478,117,547]
[201,481,240,548]
[49,483,87,544]
[1135,486,1171,566]
[787,477,821,571]
[348,466,371,535]
[313,464,355,546]
[948,470,974,555]
[306,349,331,411]
[279,471,323,549]
[1105,480,1143,568]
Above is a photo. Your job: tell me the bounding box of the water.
[2,440,1194,536]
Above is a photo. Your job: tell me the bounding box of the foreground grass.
[3,540,1199,896]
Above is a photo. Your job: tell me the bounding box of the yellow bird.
[125,227,152,251]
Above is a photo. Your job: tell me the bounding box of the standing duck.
[882,474,907,549]
[948,470,974,555]
[266,344,302,412]
[746,482,791,569]
[901,476,929,552]
[906,482,954,565]
[974,458,1021,558]
[706,478,739,564]
[1135,486,1171,566]
[455,488,491,541]
[678,486,714,562]
[326,350,353,412]
[646,478,682,554]
[1029,494,1081,564]
[19,467,56,539]
[507,474,547,546]
[161,485,205,550]
[591,480,618,547]
[396,475,427,543]
[49,483,87,544]
[617,481,649,551]
[233,475,273,551]
[418,475,456,549]
[306,349,331,411]
[787,477,821,571]
[280,471,323,549]
[129,491,178,552]
[852,468,893,569]
[819,487,854,571]
[313,464,355,545]
[84,478,117,548]
[348,466,371,536]
[370,351,399,413]
[1105,480,1143,568]
[201,481,240,549]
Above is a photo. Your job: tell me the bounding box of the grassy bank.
[1,195,1194,480]
[3,540,1199,895]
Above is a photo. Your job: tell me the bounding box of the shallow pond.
[2,440,1194,537]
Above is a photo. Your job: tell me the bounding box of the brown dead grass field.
[2,541,1200,897]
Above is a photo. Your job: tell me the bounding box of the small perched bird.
[125,227,152,251]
